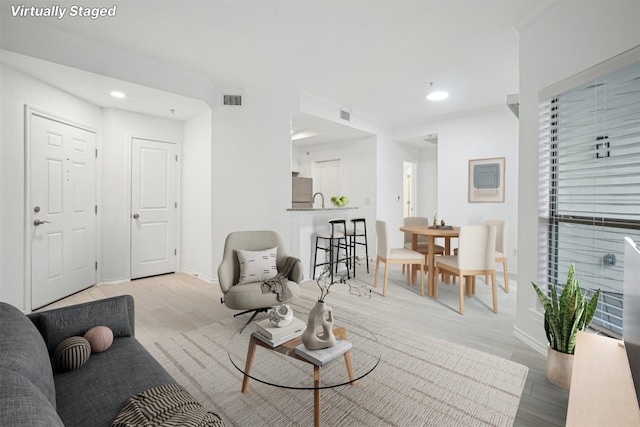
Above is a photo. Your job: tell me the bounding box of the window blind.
[538,50,640,336]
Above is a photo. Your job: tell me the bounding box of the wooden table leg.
[427,236,436,296]
[241,335,258,393]
[443,237,452,284]
[411,234,418,284]
[314,366,321,427]
[343,350,356,384]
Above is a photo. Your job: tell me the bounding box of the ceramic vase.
[546,346,574,390]
[301,301,336,350]
[267,304,293,327]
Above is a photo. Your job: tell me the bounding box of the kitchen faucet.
[312,192,325,209]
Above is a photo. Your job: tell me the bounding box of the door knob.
[34,219,51,226]
[133,213,139,219]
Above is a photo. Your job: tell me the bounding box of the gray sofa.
[0,295,177,426]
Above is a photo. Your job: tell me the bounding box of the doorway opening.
[403,162,417,218]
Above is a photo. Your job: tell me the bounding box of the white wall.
[515,1,640,354]
[210,90,299,273]
[181,109,214,282]
[394,106,519,266]
[101,109,184,283]
[0,63,102,311]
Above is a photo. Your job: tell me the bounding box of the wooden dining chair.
[485,219,509,293]
[434,225,497,314]
[402,217,444,275]
[374,220,425,296]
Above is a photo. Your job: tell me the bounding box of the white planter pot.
[547,346,574,390]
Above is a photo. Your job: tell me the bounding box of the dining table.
[399,225,461,297]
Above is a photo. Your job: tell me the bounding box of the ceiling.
[0,1,537,134]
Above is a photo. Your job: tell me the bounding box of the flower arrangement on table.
[302,264,371,350]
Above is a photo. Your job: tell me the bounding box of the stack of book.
[294,339,352,366]
[252,317,306,347]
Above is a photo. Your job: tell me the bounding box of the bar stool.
[312,219,350,283]
[346,218,369,276]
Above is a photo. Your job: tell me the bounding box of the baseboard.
[97,278,130,286]
[180,268,214,284]
[513,325,547,356]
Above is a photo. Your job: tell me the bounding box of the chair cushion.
[436,255,460,270]
[389,248,425,261]
[317,231,346,238]
[236,247,278,284]
[223,279,300,310]
[404,242,445,253]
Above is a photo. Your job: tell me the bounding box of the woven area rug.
[150,297,528,427]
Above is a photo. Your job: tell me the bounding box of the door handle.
[133,213,139,219]
[34,219,51,226]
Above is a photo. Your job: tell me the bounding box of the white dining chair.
[485,219,509,293]
[374,220,425,296]
[402,217,444,274]
[434,224,497,314]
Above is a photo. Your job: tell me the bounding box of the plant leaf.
[533,281,560,350]
[581,289,601,330]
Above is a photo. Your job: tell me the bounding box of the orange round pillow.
[83,326,114,353]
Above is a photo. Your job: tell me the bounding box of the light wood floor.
[43,266,568,426]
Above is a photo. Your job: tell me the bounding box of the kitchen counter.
[287,206,360,279]
[287,206,358,212]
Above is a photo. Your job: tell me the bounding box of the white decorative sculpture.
[267,304,293,327]
[301,301,336,350]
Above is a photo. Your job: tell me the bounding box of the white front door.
[30,114,97,309]
[130,138,177,279]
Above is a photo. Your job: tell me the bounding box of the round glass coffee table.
[228,316,380,427]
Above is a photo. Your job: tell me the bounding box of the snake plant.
[532,264,600,355]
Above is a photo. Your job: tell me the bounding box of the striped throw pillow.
[54,336,91,372]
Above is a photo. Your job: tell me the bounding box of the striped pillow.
[236,247,278,284]
[53,336,91,372]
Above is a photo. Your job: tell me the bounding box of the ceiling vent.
[340,109,351,121]
[223,94,242,106]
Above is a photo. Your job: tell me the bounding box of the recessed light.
[426,82,449,101]
[427,91,449,101]
[110,91,126,98]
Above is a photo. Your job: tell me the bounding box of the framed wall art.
[468,157,505,203]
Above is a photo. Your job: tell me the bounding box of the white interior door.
[314,159,342,206]
[131,138,177,279]
[30,114,96,309]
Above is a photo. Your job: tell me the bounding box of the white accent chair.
[374,220,425,296]
[434,225,497,314]
[485,219,509,293]
[218,230,302,331]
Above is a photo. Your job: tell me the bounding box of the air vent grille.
[340,109,351,121]
[223,94,242,106]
